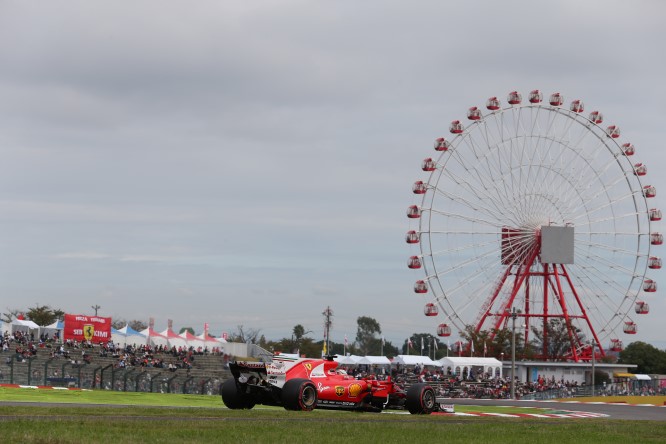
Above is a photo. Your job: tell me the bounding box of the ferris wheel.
[406,90,661,361]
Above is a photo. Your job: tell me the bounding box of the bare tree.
[1,308,22,324]
[229,325,261,343]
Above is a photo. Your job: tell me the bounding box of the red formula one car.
[221,355,438,414]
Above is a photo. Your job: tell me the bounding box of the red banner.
[63,314,112,343]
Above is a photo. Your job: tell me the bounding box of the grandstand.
[2,343,232,395]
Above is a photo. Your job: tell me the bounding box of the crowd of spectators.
[2,329,230,374]
[3,330,39,362]
[344,363,666,399]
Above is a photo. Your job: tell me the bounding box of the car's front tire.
[405,383,436,414]
[281,378,317,411]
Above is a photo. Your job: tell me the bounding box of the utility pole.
[322,306,333,356]
[591,340,596,397]
[510,307,518,400]
[91,305,101,316]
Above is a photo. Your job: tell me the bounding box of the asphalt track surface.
[445,398,666,421]
[1,399,664,421]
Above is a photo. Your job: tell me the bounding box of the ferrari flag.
[63,314,112,344]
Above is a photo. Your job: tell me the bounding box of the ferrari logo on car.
[335,386,344,397]
[304,363,312,371]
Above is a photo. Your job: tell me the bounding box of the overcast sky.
[1,1,665,349]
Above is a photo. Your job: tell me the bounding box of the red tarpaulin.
[63,314,112,343]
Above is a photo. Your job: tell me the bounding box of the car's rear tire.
[281,378,317,411]
[221,379,256,409]
[405,383,436,414]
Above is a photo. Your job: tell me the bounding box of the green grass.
[0,388,557,413]
[0,387,221,407]
[1,389,665,443]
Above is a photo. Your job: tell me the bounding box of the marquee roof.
[393,355,440,366]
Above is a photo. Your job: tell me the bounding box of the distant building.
[503,360,638,386]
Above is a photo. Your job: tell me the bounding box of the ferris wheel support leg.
[489,246,541,346]
[478,265,514,339]
[524,278,531,346]
[560,265,606,359]
[552,265,579,361]
[542,263,550,359]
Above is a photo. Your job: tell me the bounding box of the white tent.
[114,325,147,348]
[439,357,503,378]
[139,328,169,348]
[196,332,227,344]
[40,320,63,340]
[160,328,189,349]
[393,355,441,367]
[111,328,125,347]
[10,319,41,334]
[333,355,358,365]
[356,356,392,365]
[179,332,206,350]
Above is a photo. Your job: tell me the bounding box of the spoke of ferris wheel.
[455,127,499,180]
[558,143,635,210]
[436,276,496,324]
[562,128,613,186]
[452,128,572,220]
[527,147,606,213]
[458,124,514,194]
[522,144,615,219]
[567,190,639,225]
[524,114,576,192]
[452,123,530,206]
[574,251,640,298]
[569,201,647,227]
[425,236,498,256]
[428,208,504,228]
[488,113,520,200]
[514,107,555,206]
[579,245,645,277]
[539,108,593,157]
[578,248,644,286]
[426,245,499,279]
[562,170,635,218]
[573,210,647,226]
[519,106,565,199]
[576,238,646,259]
[429,192,511,227]
[431,178,519,226]
[445,148,520,221]
[498,244,539,265]
[463,135,536,218]
[576,230,646,237]
[514,113,613,213]
[568,256,636,325]
[474,119,513,193]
